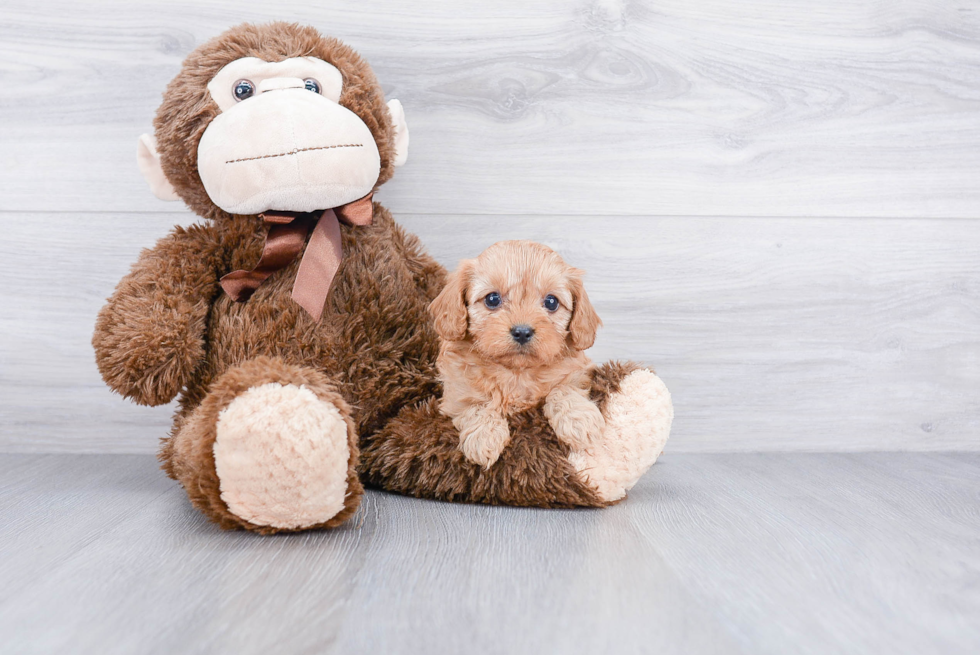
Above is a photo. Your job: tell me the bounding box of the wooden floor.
[1,453,977,654]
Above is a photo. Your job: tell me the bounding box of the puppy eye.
[233,79,255,101]
[304,78,321,93]
[543,295,559,312]
[484,292,502,309]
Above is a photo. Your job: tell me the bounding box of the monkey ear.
[567,269,602,351]
[387,99,410,167]
[136,134,180,201]
[429,261,471,341]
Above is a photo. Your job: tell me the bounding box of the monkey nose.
[510,325,534,345]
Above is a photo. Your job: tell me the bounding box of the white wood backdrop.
[1,0,978,453]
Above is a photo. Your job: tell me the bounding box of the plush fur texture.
[159,356,364,534]
[359,362,640,508]
[214,382,352,529]
[93,22,671,533]
[568,369,674,502]
[431,241,605,468]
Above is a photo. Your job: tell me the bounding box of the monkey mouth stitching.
[225,143,364,164]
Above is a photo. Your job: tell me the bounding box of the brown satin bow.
[219,193,374,321]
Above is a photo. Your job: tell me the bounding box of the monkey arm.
[360,361,671,508]
[93,223,222,406]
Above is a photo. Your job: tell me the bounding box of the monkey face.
[137,23,408,219]
[197,57,382,214]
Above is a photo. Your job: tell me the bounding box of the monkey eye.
[543,295,559,312]
[304,78,321,94]
[484,292,502,309]
[233,79,255,101]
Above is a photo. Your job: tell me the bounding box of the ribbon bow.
[219,194,374,321]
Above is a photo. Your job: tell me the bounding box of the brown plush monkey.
[93,22,673,534]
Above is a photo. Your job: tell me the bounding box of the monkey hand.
[93,228,218,406]
[93,292,208,406]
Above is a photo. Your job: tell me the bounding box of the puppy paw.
[547,398,605,452]
[457,418,511,469]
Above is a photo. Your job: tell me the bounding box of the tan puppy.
[429,241,604,468]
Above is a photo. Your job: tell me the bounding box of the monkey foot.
[568,369,673,503]
[213,382,353,529]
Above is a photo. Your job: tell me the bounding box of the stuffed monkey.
[93,22,673,533]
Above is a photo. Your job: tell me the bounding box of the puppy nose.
[510,324,534,344]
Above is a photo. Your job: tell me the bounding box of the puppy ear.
[429,261,472,341]
[568,269,601,350]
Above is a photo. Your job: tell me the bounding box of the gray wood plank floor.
[1,453,977,654]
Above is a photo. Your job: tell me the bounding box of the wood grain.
[0,1,978,216]
[2,211,978,453]
[0,453,977,654]
[624,452,980,655]
[0,454,174,600]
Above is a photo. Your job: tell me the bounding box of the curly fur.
[431,241,605,468]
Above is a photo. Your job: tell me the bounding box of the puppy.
[429,240,604,468]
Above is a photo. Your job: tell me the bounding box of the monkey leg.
[358,361,672,508]
[160,356,362,533]
[567,362,673,503]
[359,399,605,507]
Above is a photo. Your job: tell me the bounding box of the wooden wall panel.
[2,212,977,453]
[0,0,978,217]
[2,1,977,453]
